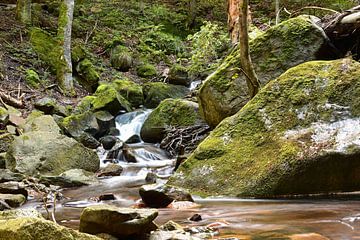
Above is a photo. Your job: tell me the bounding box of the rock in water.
[79,205,158,238]
[169,59,360,197]
[139,184,194,208]
[199,15,335,128]
[6,131,99,176]
[0,217,101,240]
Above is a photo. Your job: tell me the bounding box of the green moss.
[76,59,100,92]
[72,44,87,64]
[169,59,360,197]
[112,79,143,108]
[74,96,97,114]
[25,69,41,88]
[136,63,157,78]
[110,45,133,72]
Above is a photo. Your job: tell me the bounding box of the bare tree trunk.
[16,0,31,24]
[228,0,240,45]
[57,0,75,96]
[239,0,260,98]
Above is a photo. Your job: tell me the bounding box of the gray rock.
[79,205,158,238]
[94,111,115,137]
[61,111,99,139]
[0,181,27,198]
[168,64,191,87]
[97,164,123,177]
[0,169,24,183]
[139,184,193,208]
[150,230,202,240]
[78,132,101,149]
[100,135,118,150]
[0,107,9,126]
[41,169,99,187]
[34,97,69,117]
[22,115,61,133]
[6,131,100,176]
[0,194,26,208]
[0,208,43,220]
[125,135,141,144]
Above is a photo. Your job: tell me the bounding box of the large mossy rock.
[6,131,99,176]
[141,99,205,143]
[169,59,360,197]
[79,205,158,238]
[75,59,100,92]
[143,82,190,108]
[0,217,101,240]
[112,79,144,108]
[199,15,334,128]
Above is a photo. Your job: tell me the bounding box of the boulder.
[0,217,101,240]
[136,63,157,78]
[23,115,61,133]
[139,184,193,208]
[61,111,99,139]
[125,135,141,144]
[0,169,24,183]
[0,182,27,198]
[94,111,115,137]
[0,194,26,208]
[168,64,191,87]
[97,164,123,177]
[100,135,118,150]
[110,45,133,72]
[92,84,132,115]
[6,131,100,176]
[169,59,360,197]
[199,15,336,128]
[149,230,202,240]
[41,169,99,187]
[0,209,43,220]
[79,205,158,238]
[76,58,100,92]
[143,82,189,108]
[25,69,41,89]
[112,79,144,108]
[141,99,205,143]
[34,98,69,117]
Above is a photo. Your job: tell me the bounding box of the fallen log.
[0,90,24,108]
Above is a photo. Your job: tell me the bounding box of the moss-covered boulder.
[34,98,69,117]
[0,209,43,220]
[6,130,100,176]
[168,64,190,86]
[25,69,41,89]
[143,82,190,108]
[61,111,99,139]
[141,99,205,142]
[110,45,133,72]
[112,79,144,108]
[0,217,101,240]
[92,84,132,115]
[137,63,157,78]
[75,59,100,92]
[199,15,334,128]
[169,59,360,197]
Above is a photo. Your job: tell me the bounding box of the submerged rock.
[6,131,99,176]
[79,205,158,238]
[0,217,101,239]
[141,99,205,143]
[139,184,194,208]
[199,15,335,128]
[169,59,360,197]
[143,82,189,108]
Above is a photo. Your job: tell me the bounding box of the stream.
[22,107,360,239]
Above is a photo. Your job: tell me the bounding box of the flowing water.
[23,106,360,239]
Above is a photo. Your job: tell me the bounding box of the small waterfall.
[189,80,202,91]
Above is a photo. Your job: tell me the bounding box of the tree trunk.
[16,0,31,24]
[275,0,280,24]
[57,0,75,96]
[239,0,260,98]
[228,0,240,45]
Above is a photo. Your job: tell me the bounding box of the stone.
[189,214,202,222]
[94,111,115,137]
[22,115,61,133]
[0,169,24,183]
[98,193,116,201]
[34,98,69,117]
[0,209,43,220]
[79,205,158,238]
[136,63,157,78]
[25,69,41,88]
[139,184,193,208]
[6,131,100,176]
[169,59,360,197]
[159,221,183,231]
[143,82,190,108]
[199,15,336,128]
[112,79,144,108]
[149,230,202,240]
[41,169,99,187]
[141,99,205,143]
[0,217,102,239]
[61,111,99,139]
[110,45,133,72]
[76,59,100,92]
[0,182,27,198]
[0,194,26,208]
[0,135,13,153]
[168,64,191,87]
[100,136,118,150]
[78,133,101,149]
[97,164,123,177]
[125,135,141,144]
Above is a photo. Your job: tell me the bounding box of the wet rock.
[100,135,118,150]
[125,134,141,144]
[149,230,201,240]
[97,164,123,177]
[199,15,336,128]
[159,221,183,231]
[78,132,101,149]
[189,214,202,222]
[145,172,157,184]
[106,141,124,160]
[0,194,26,208]
[168,64,191,87]
[0,208,43,220]
[0,201,11,211]
[0,182,27,198]
[143,82,189,108]
[108,127,120,136]
[6,130,100,176]
[95,233,118,240]
[94,111,115,137]
[139,184,194,208]
[169,59,360,197]
[79,205,158,238]
[141,99,205,143]
[41,169,99,187]
[22,114,61,133]
[34,97,69,117]
[0,169,24,183]
[0,217,102,239]
[98,193,116,201]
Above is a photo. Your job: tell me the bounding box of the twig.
[291,6,340,17]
